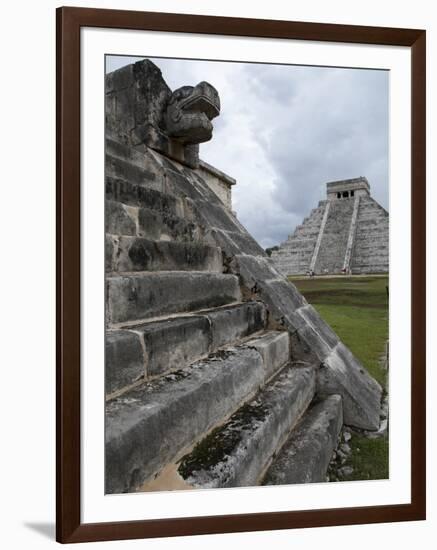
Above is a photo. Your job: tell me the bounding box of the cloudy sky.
[107,56,389,249]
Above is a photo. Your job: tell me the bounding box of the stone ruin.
[272,177,389,276]
[104,59,383,494]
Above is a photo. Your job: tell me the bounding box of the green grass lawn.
[342,434,388,481]
[291,276,389,387]
[290,275,389,481]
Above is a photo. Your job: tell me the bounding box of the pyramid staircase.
[314,198,355,273]
[351,196,389,274]
[272,187,389,276]
[105,141,343,493]
[272,203,327,275]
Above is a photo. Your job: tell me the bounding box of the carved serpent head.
[164,81,220,145]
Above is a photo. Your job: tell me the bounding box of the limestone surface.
[104,59,384,494]
[177,365,316,489]
[272,177,389,275]
[106,346,266,493]
[263,394,343,485]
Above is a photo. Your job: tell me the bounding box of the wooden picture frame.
[56,6,426,543]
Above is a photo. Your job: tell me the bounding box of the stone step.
[357,210,388,217]
[106,152,165,193]
[354,253,389,261]
[298,222,322,229]
[357,225,388,233]
[281,243,315,252]
[105,199,137,237]
[351,265,388,273]
[356,221,388,229]
[106,176,186,219]
[353,254,389,262]
[286,232,316,240]
[294,231,319,239]
[352,264,388,271]
[355,230,388,238]
[272,257,307,266]
[105,199,205,241]
[358,216,388,223]
[109,302,267,383]
[354,245,388,254]
[106,236,223,273]
[244,331,290,381]
[105,329,146,396]
[275,257,313,266]
[352,269,388,275]
[357,215,388,223]
[294,224,320,231]
[356,227,388,234]
[106,138,162,173]
[354,243,388,252]
[287,235,318,243]
[204,301,267,350]
[106,345,269,493]
[107,271,242,325]
[176,365,316,489]
[354,242,388,250]
[262,394,343,486]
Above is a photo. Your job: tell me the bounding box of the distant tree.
[265,246,279,257]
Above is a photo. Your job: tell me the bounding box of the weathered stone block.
[259,279,308,319]
[229,254,283,286]
[317,342,382,430]
[113,236,223,273]
[105,200,137,236]
[106,235,115,272]
[105,63,135,94]
[204,302,266,349]
[105,330,145,395]
[137,206,204,243]
[293,323,333,363]
[263,394,343,485]
[105,347,265,493]
[244,331,290,380]
[298,305,339,349]
[107,272,241,324]
[106,177,185,218]
[132,316,211,377]
[177,365,316,489]
[208,228,267,257]
[106,153,160,190]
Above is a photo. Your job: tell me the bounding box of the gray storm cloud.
[106,56,388,249]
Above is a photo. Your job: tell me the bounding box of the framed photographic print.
[56,7,426,543]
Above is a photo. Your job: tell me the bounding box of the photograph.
[0,1,430,547]
[104,54,389,494]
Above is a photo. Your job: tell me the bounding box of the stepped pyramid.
[105,59,382,494]
[272,178,389,276]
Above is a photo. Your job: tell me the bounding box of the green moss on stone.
[178,402,268,479]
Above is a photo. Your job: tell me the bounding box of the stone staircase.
[271,179,388,276]
[314,198,355,274]
[104,60,383,495]
[351,196,389,274]
[271,203,327,275]
[105,143,342,494]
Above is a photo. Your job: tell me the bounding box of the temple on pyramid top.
[326,176,370,200]
[271,177,388,276]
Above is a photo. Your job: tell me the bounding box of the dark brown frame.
[56,6,426,543]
